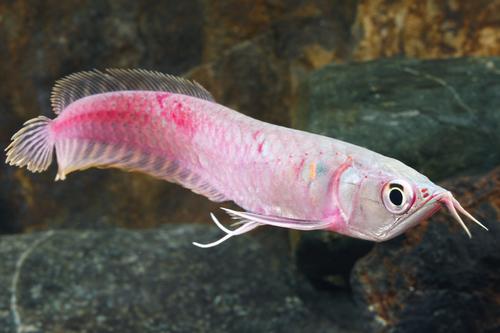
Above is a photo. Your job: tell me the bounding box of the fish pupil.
[389,188,404,206]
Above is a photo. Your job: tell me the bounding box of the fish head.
[335,159,487,241]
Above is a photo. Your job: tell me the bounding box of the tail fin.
[5,116,55,173]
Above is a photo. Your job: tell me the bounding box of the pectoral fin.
[193,208,331,248]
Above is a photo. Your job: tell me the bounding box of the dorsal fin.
[50,69,214,114]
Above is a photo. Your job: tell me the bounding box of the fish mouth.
[382,195,441,239]
[386,190,488,239]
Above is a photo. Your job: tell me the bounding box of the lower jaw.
[385,202,442,238]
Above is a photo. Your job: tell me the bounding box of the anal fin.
[55,139,228,202]
[221,208,332,231]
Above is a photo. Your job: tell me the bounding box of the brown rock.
[352,0,500,60]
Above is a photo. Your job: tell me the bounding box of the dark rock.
[0,225,364,333]
[0,164,230,233]
[351,166,500,332]
[295,232,373,292]
[1,0,204,120]
[297,57,500,180]
[192,34,292,127]
[201,0,357,63]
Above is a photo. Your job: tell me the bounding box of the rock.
[352,0,500,60]
[0,0,204,118]
[351,166,500,333]
[201,0,358,63]
[202,0,500,63]
[296,57,500,181]
[294,232,373,292]
[0,225,365,333]
[0,164,230,233]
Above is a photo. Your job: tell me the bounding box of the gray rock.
[297,57,500,180]
[0,225,363,333]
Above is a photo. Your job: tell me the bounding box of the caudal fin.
[5,116,55,173]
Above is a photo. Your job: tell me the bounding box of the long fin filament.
[192,212,261,248]
[193,208,333,248]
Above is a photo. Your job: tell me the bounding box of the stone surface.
[351,166,500,333]
[201,0,358,63]
[297,57,500,181]
[294,231,374,292]
[352,0,500,60]
[0,225,363,333]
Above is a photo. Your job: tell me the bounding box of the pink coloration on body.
[252,130,261,140]
[257,142,264,154]
[5,69,488,248]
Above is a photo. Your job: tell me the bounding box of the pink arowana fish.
[5,69,487,247]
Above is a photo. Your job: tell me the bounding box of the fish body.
[50,91,363,219]
[5,69,487,247]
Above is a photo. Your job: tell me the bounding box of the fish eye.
[389,187,404,206]
[382,179,414,214]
